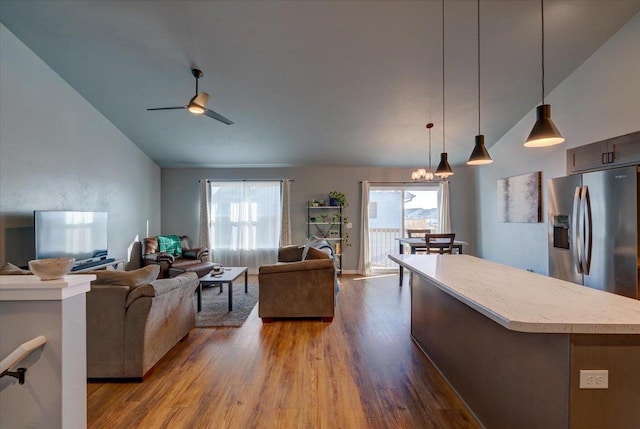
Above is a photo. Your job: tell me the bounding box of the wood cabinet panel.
[567,131,640,174]
[567,141,608,173]
[610,131,640,166]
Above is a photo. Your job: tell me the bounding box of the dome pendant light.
[435,0,454,178]
[524,0,564,147]
[468,0,493,165]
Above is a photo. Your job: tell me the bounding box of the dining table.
[394,237,467,286]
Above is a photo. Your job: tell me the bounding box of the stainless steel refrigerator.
[548,165,639,299]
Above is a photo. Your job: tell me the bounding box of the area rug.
[195,283,259,328]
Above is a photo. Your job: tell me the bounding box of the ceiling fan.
[147,68,234,125]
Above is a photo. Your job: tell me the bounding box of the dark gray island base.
[390,254,640,429]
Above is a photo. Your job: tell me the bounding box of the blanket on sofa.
[157,235,182,256]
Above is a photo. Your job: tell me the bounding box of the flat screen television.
[34,210,108,267]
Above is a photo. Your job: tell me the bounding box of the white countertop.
[389,254,640,334]
[0,274,95,301]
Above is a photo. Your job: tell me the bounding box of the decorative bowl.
[28,258,75,280]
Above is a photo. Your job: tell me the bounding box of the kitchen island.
[389,254,640,429]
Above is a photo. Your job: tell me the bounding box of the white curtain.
[280,179,292,246]
[198,179,212,261]
[209,181,281,274]
[358,180,372,276]
[437,181,451,233]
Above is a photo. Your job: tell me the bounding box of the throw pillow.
[305,247,331,260]
[301,236,336,261]
[300,236,323,260]
[0,262,31,275]
[89,265,160,288]
[158,235,182,257]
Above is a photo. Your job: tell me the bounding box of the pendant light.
[524,0,564,147]
[411,123,436,181]
[467,0,493,165]
[435,0,454,178]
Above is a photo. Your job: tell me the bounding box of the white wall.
[477,13,640,273]
[161,165,477,272]
[0,24,161,268]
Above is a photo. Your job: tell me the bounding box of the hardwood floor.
[87,274,481,428]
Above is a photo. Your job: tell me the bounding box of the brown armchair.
[142,235,210,278]
[258,245,336,322]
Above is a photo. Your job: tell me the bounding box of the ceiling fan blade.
[203,108,234,125]
[147,106,187,111]
[193,92,210,108]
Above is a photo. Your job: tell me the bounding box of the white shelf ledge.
[0,274,95,301]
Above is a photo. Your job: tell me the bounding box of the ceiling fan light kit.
[147,67,233,125]
[187,102,205,114]
[525,0,564,147]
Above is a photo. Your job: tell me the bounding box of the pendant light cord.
[541,0,545,104]
[477,0,481,134]
[428,125,432,170]
[442,0,446,152]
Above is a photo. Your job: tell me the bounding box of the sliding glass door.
[368,184,440,271]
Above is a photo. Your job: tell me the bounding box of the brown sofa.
[85,265,198,380]
[258,245,336,322]
[142,235,210,278]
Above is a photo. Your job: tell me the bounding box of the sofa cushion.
[143,236,159,255]
[158,235,182,257]
[89,265,160,288]
[0,262,31,275]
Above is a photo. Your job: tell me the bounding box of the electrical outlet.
[346,222,352,229]
[579,370,608,389]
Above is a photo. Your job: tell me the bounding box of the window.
[208,181,281,271]
[368,184,440,271]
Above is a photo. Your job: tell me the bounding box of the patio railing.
[369,227,401,269]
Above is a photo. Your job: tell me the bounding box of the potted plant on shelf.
[328,191,348,207]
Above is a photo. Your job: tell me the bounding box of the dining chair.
[406,229,433,254]
[425,233,456,254]
[406,228,433,237]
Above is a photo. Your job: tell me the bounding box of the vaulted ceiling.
[1,1,638,168]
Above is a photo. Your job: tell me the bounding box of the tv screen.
[34,211,108,265]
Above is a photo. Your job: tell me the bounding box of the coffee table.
[196,267,248,312]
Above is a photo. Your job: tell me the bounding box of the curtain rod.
[199,179,294,183]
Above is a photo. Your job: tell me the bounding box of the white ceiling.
[1,1,638,168]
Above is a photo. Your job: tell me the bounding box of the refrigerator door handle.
[572,186,583,274]
[582,186,593,275]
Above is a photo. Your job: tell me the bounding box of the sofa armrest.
[125,272,198,307]
[143,252,175,264]
[86,284,130,378]
[260,259,334,275]
[182,247,208,260]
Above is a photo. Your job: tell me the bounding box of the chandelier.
[411,123,436,181]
